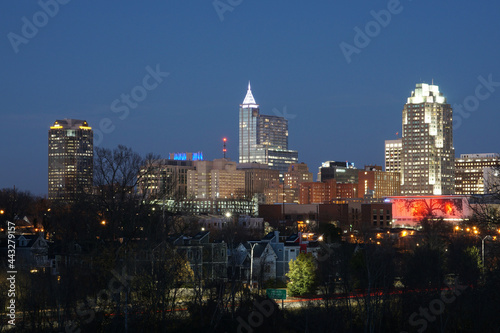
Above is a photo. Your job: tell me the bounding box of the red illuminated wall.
[389,196,469,223]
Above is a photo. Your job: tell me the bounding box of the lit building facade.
[237,163,280,198]
[401,83,455,195]
[238,82,298,178]
[299,181,332,204]
[318,161,358,183]
[455,153,500,194]
[386,195,470,228]
[284,163,313,189]
[358,166,401,199]
[138,159,196,199]
[385,138,402,173]
[187,159,245,200]
[48,119,93,201]
[299,179,358,204]
[265,185,298,204]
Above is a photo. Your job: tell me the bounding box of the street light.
[476,234,493,273]
[249,242,258,289]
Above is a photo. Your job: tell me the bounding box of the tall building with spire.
[401,83,455,195]
[238,82,298,179]
[48,119,93,201]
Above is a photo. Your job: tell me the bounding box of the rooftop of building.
[50,119,91,130]
[241,81,259,108]
[407,82,446,104]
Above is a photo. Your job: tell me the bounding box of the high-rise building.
[238,82,298,178]
[385,139,402,173]
[317,161,358,183]
[48,119,93,201]
[187,159,245,200]
[237,162,280,198]
[455,153,500,195]
[138,159,196,199]
[284,163,313,189]
[358,165,401,199]
[401,83,455,195]
[299,178,358,204]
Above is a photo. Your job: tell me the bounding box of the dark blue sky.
[1,1,500,196]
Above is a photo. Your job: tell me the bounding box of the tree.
[286,253,317,296]
[93,145,162,240]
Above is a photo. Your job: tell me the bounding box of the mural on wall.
[392,197,465,221]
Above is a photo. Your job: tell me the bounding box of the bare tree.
[93,145,161,240]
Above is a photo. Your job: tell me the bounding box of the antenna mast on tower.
[223,137,227,159]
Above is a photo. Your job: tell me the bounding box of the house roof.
[0,234,48,249]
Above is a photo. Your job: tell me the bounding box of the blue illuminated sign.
[173,152,203,161]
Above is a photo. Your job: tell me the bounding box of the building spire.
[242,81,258,107]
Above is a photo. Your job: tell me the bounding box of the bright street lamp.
[476,234,493,273]
[249,242,258,288]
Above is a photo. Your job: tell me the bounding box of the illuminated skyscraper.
[401,83,455,195]
[48,119,93,201]
[385,138,402,174]
[455,153,500,194]
[238,82,298,178]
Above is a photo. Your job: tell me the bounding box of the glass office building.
[48,119,93,201]
[401,83,455,195]
[239,82,298,179]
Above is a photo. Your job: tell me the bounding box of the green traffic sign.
[266,289,287,300]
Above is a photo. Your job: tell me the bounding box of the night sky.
[1,1,500,196]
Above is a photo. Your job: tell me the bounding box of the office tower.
[401,83,455,195]
[385,138,402,173]
[138,159,196,199]
[48,119,93,201]
[358,165,401,198]
[455,153,500,194]
[317,161,358,183]
[284,163,313,189]
[187,159,245,199]
[299,181,334,204]
[239,82,260,164]
[299,179,358,204]
[238,82,298,178]
[237,162,280,198]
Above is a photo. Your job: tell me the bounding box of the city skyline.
[2,1,500,195]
